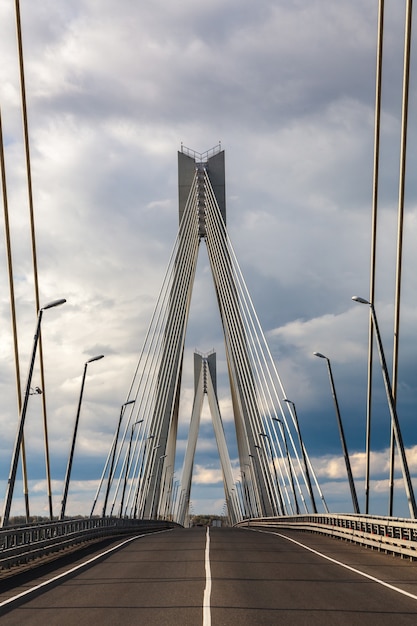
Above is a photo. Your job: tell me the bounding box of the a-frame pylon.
[176,351,242,526]
[141,144,277,519]
[98,145,326,523]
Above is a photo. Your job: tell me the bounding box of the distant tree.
[190,514,227,527]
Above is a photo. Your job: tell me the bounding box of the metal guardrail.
[180,143,222,163]
[235,513,417,560]
[0,517,178,573]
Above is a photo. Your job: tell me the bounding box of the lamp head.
[352,296,370,305]
[87,354,104,364]
[42,298,66,311]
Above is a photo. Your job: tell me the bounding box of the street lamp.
[172,479,179,511]
[254,444,275,516]
[259,433,284,515]
[352,296,417,518]
[119,419,143,517]
[283,398,317,513]
[177,488,186,523]
[234,480,244,520]
[151,453,168,519]
[314,352,360,514]
[272,417,300,514]
[1,298,66,527]
[60,354,104,520]
[132,433,155,518]
[102,399,135,517]
[240,468,251,518]
[147,446,163,519]
[248,454,263,516]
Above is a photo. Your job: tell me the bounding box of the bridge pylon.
[96,145,326,522]
[176,351,244,526]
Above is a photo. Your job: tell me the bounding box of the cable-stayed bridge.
[2,4,417,620]
[85,143,329,528]
[1,144,417,530]
[1,142,334,529]
[2,142,417,626]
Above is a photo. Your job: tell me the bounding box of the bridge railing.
[180,143,222,162]
[235,513,417,560]
[0,517,177,573]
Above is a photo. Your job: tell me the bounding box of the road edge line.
[249,527,417,602]
[0,528,173,611]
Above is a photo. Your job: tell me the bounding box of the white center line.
[203,526,212,626]
[251,528,417,601]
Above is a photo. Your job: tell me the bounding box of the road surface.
[1,526,417,624]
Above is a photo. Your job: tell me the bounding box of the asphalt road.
[1,526,417,625]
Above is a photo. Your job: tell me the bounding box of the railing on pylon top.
[180,142,222,163]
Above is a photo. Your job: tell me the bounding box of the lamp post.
[102,400,135,517]
[245,461,258,517]
[235,480,244,520]
[171,479,179,521]
[151,454,167,519]
[240,468,250,518]
[133,434,155,519]
[314,352,360,514]
[259,433,284,515]
[283,398,317,513]
[60,354,104,520]
[248,454,265,517]
[139,443,161,518]
[352,296,417,518]
[147,445,162,518]
[161,465,173,520]
[119,419,143,518]
[254,444,275,516]
[177,488,186,523]
[272,417,299,514]
[1,298,66,527]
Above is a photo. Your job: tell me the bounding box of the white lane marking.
[250,528,417,602]
[203,526,211,626]
[0,529,173,610]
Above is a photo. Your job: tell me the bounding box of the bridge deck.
[1,527,417,625]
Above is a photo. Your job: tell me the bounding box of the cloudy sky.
[1,1,417,520]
